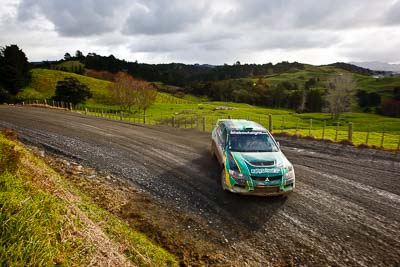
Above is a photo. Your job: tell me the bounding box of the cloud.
[384,0,400,26]
[0,0,398,64]
[219,0,397,30]
[122,0,210,35]
[17,0,131,36]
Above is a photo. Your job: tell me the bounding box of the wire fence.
[21,99,400,151]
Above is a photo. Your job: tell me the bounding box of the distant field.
[18,68,400,149]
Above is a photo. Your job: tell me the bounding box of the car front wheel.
[221,168,227,191]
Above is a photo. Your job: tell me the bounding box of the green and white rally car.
[211,119,295,196]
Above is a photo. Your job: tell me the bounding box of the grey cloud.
[17,0,131,36]
[384,0,400,25]
[220,0,395,30]
[122,0,210,35]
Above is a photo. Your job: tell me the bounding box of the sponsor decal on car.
[250,168,281,174]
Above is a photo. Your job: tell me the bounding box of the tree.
[64,53,72,60]
[325,73,356,119]
[0,44,31,96]
[53,77,92,105]
[108,72,136,111]
[133,80,157,123]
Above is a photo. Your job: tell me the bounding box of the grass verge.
[0,130,178,266]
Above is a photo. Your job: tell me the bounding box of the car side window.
[221,128,228,147]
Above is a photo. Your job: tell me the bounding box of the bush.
[53,77,92,105]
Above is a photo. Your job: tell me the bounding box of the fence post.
[322,120,326,140]
[268,114,273,132]
[381,127,385,148]
[397,135,400,151]
[309,119,312,136]
[335,122,339,141]
[196,116,199,129]
[69,103,73,111]
[85,108,88,115]
[348,122,353,143]
[44,99,47,106]
[202,116,206,132]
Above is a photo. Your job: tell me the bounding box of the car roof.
[218,119,267,133]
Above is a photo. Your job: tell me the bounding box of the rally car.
[211,119,295,196]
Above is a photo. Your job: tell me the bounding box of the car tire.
[221,167,227,191]
[210,142,215,158]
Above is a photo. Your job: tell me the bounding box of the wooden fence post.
[85,108,88,115]
[348,122,353,143]
[202,116,206,132]
[268,114,273,132]
[397,135,400,151]
[309,119,313,136]
[335,122,339,141]
[322,120,326,140]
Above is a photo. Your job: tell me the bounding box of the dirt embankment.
[1,105,400,266]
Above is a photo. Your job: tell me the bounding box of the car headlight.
[284,164,295,180]
[228,169,247,180]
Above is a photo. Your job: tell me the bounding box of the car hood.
[230,151,289,176]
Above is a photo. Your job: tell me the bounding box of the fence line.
[20,99,400,150]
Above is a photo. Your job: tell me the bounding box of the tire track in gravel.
[1,106,399,266]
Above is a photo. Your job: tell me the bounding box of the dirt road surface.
[1,106,400,266]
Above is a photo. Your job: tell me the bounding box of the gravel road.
[1,106,400,266]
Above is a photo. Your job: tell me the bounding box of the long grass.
[0,134,179,266]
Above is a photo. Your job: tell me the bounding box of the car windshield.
[228,133,279,152]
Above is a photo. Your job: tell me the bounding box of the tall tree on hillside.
[0,45,31,98]
[108,72,157,121]
[133,80,157,123]
[53,77,92,105]
[108,72,137,111]
[325,73,356,119]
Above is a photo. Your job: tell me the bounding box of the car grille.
[253,186,280,194]
[251,175,282,182]
[249,161,275,166]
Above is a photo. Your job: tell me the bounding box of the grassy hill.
[17,69,189,106]
[231,64,399,99]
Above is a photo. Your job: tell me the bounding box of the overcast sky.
[1,0,399,65]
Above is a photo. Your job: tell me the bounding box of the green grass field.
[18,68,400,150]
